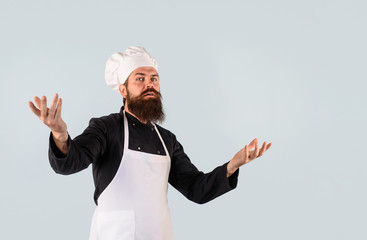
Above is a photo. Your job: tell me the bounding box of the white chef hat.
[105,46,158,92]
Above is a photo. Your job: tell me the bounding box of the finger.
[266,143,272,150]
[261,143,272,155]
[248,138,258,156]
[55,98,63,119]
[40,96,48,120]
[244,145,250,164]
[248,138,257,150]
[34,96,41,109]
[28,101,41,117]
[254,140,260,159]
[49,93,59,119]
[258,141,267,157]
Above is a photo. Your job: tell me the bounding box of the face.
[119,66,164,123]
[119,66,160,100]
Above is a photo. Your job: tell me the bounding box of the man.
[28,46,272,240]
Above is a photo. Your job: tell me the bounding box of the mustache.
[140,88,161,97]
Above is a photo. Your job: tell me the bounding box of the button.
[151,128,154,131]
[157,151,160,154]
[133,123,136,126]
[138,146,141,150]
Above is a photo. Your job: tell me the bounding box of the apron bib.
[89,111,174,240]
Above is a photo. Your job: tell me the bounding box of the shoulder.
[86,111,123,137]
[155,124,183,158]
[100,112,122,124]
[155,124,177,141]
[90,112,122,126]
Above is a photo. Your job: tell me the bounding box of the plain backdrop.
[1,0,366,239]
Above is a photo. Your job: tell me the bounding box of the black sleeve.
[168,135,239,204]
[48,118,108,175]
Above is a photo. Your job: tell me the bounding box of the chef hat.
[105,46,158,92]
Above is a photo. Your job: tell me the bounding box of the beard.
[126,88,165,124]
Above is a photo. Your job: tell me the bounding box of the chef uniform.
[48,46,239,239]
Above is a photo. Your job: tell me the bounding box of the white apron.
[89,111,174,240]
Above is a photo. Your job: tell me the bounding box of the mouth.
[143,91,155,97]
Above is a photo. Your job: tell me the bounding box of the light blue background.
[1,0,366,239]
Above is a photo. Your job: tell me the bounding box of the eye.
[151,77,158,82]
[136,77,144,81]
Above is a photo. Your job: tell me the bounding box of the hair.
[122,78,129,105]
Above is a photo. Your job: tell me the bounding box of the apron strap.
[122,110,129,152]
[152,123,169,157]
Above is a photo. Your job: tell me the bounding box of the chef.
[28,46,272,240]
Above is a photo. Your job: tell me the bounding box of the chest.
[127,122,166,156]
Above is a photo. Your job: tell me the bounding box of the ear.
[119,84,127,98]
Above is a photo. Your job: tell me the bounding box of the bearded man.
[28,46,272,240]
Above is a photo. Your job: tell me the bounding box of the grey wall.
[1,0,366,239]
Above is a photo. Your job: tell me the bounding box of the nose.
[146,83,153,90]
[145,79,154,89]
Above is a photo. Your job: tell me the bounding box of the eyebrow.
[134,73,159,77]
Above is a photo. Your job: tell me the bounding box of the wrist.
[52,131,68,143]
[227,161,238,178]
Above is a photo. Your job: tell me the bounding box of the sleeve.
[48,118,108,175]
[168,135,239,204]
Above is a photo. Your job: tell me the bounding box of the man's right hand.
[28,93,69,154]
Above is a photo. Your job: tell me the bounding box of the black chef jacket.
[49,107,239,205]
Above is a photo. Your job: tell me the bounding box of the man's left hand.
[227,138,272,177]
